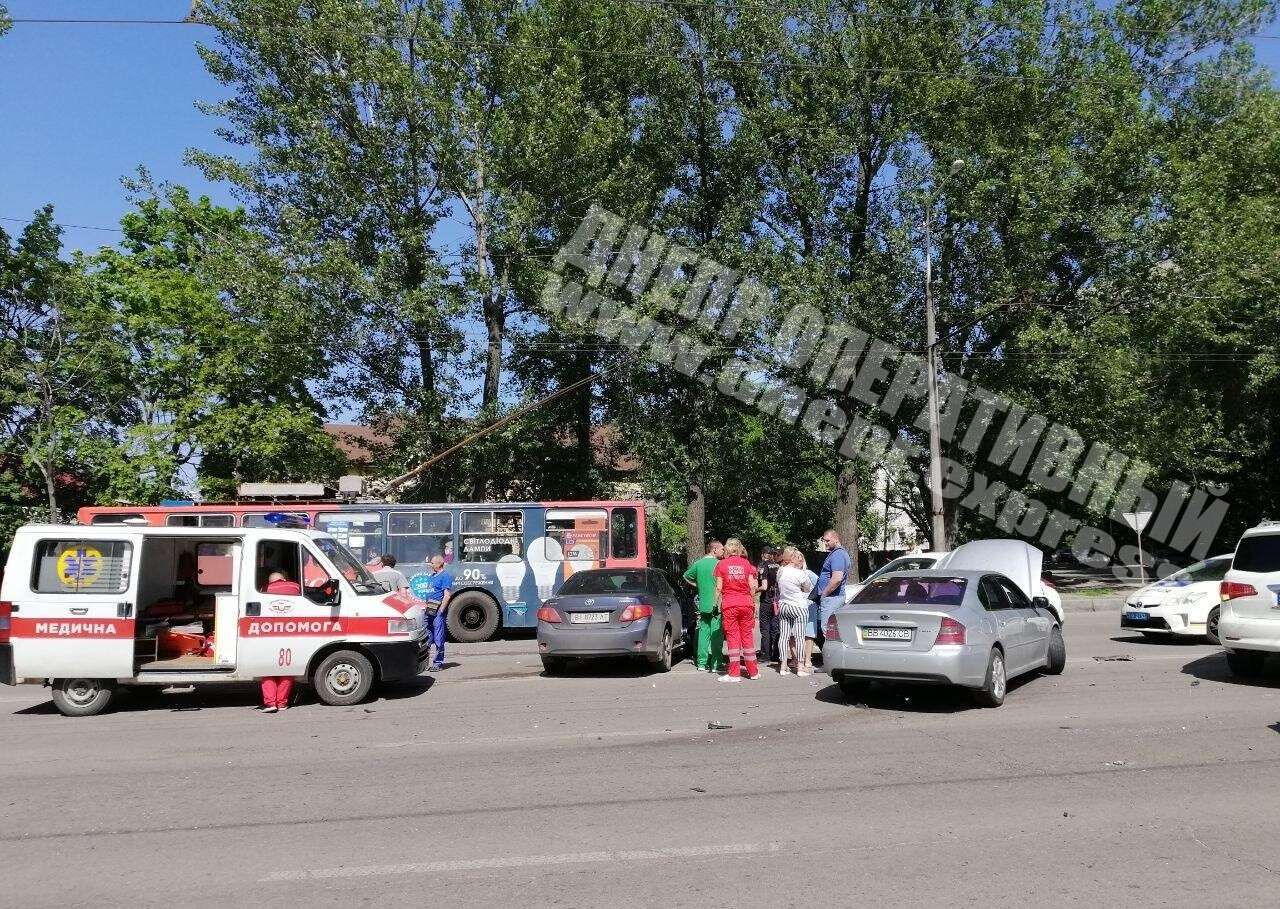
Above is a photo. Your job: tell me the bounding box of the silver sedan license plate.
[569,611,611,624]
[863,626,912,641]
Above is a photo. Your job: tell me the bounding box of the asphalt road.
[2,612,1278,909]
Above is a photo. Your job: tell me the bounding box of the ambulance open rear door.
[13,534,139,680]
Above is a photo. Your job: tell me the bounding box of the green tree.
[0,210,116,527]
[85,183,343,501]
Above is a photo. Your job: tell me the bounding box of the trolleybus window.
[166,513,234,527]
[89,513,144,525]
[546,508,608,566]
[388,511,453,564]
[460,510,523,561]
[610,507,639,559]
[315,512,385,565]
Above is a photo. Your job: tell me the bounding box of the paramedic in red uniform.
[260,571,300,713]
[713,538,759,682]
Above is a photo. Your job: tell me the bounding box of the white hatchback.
[1219,522,1280,678]
[1121,554,1233,642]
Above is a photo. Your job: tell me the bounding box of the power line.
[0,215,122,233]
[8,17,1274,85]
[12,5,1280,40]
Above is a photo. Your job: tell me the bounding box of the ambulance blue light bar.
[262,512,311,529]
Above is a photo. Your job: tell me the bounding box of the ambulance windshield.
[315,538,382,594]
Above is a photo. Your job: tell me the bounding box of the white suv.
[1218,522,1280,677]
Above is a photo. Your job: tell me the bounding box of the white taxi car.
[1121,554,1233,643]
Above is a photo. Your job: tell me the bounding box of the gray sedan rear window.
[559,570,649,595]
[852,577,968,607]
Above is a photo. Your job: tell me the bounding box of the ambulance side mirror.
[307,578,340,606]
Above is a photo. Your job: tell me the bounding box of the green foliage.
[0,191,342,532]
[40,0,1264,567]
[87,181,343,501]
[0,209,114,527]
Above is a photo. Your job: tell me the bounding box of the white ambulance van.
[0,523,429,716]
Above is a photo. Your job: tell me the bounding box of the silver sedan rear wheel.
[1044,627,1066,675]
[975,648,1006,707]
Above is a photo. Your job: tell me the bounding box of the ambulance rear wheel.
[313,651,375,706]
[447,591,500,643]
[51,678,115,717]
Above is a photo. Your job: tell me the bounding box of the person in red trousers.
[713,538,760,682]
[260,571,301,713]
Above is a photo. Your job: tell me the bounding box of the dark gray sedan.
[536,568,691,674]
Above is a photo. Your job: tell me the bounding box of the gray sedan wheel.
[647,627,673,673]
[974,648,1007,708]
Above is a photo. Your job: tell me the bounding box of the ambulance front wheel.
[313,650,375,706]
[50,678,116,717]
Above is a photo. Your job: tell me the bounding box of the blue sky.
[1,1,237,251]
[2,0,1278,255]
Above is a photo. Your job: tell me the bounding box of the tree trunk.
[416,337,435,405]
[834,460,861,581]
[482,296,503,410]
[685,480,706,568]
[34,451,58,523]
[473,147,503,411]
[944,495,960,550]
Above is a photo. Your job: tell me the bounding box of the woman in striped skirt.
[775,546,813,675]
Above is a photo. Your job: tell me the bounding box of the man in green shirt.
[682,539,726,672]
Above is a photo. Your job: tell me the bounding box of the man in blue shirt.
[421,554,454,671]
[816,529,853,640]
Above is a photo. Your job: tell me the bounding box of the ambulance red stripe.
[11,618,135,639]
[238,617,411,637]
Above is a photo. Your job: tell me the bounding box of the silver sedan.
[821,569,1065,707]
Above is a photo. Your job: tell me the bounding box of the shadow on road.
[543,655,684,679]
[813,673,1038,714]
[1180,652,1280,687]
[378,677,437,699]
[13,677,436,716]
[1110,634,1200,646]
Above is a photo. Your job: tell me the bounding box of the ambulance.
[0,521,430,716]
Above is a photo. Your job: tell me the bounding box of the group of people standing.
[681,530,853,682]
[373,553,454,672]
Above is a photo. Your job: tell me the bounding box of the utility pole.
[922,159,964,553]
[923,201,946,553]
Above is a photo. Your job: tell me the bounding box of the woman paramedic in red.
[260,571,300,712]
[713,538,759,681]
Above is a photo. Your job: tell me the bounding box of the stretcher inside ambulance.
[0,524,428,716]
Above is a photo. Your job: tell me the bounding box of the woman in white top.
[774,546,813,675]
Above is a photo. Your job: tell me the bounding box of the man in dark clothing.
[756,545,781,663]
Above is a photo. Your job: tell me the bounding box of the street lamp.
[923,159,965,552]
